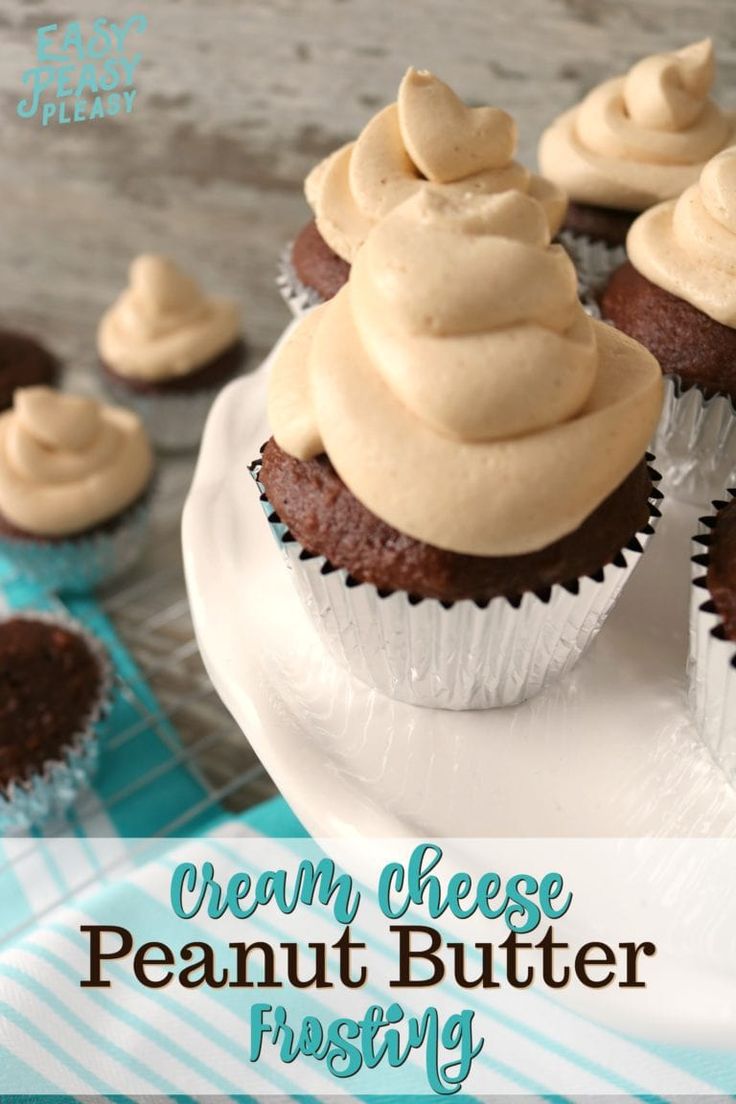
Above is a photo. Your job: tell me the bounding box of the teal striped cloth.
[1,565,735,1098]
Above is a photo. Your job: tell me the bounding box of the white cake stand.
[182,325,736,842]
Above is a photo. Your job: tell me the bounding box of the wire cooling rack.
[0,444,277,944]
[0,445,276,850]
[97,451,277,820]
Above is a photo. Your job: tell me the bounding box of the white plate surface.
[182,326,736,842]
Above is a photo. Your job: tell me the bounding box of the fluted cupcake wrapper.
[0,611,113,834]
[0,492,152,595]
[101,375,222,452]
[276,244,326,318]
[689,495,736,787]
[250,456,663,711]
[559,230,626,301]
[650,376,736,507]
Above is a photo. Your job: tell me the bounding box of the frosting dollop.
[0,387,154,537]
[98,255,241,381]
[306,67,567,263]
[539,40,736,211]
[627,146,736,326]
[269,188,663,556]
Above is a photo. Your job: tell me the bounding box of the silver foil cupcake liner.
[101,375,223,452]
[689,493,736,786]
[0,611,113,834]
[0,490,152,595]
[559,230,626,302]
[650,376,736,506]
[276,243,326,318]
[250,455,663,710]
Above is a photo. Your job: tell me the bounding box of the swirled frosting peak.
[0,387,154,537]
[539,39,736,211]
[98,255,241,381]
[628,146,736,326]
[269,189,663,556]
[305,67,566,263]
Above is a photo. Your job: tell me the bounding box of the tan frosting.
[627,146,736,326]
[539,40,736,211]
[0,388,154,537]
[269,188,663,556]
[306,67,567,262]
[98,255,241,381]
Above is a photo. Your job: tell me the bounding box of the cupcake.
[0,613,111,833]
[539,39,735,286]
[0,329,59,411]
[257,187,664,709]
[98,255,245,450]
[601,147,736,502]
[279,66,567,314]
[690,491,736,785]
[0,387,154,593]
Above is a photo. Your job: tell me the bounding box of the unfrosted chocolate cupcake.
[259,188,663,709]
[539,39,736,277]
[0,329,58,412]
[280,66,566,313]
[0,614,111,832]
[98,255,245,449]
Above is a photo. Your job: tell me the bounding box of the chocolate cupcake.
[539,39,736,287]
[258,188,664,709]
[0,387,155,592]
[690,491,736,786]
[98,255,245,450]
[0,613,111,832]
[601,147,736,502]
[0,329,59,411]
[278,66,567,315]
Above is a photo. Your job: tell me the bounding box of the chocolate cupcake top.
[627,147,736,327]
[0,330,58,412]
[268,188,662,556]
[0,616,104,790]
[306,67,566,263]
[539,39,736,212]
[0,387,153,537]
[97,255,241,382]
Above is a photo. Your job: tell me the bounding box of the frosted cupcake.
[280,66,567,314]
[257,188,663,709]
[539,40,736,286]
[601,147,736,502]
[0,613,112,833]
[98,255,245,450]
[0,387,154,593]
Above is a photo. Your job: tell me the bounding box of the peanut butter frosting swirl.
[539,39,736,211]
[628,146,736,326]
[98,255,241,381]
[269,189,663,556]
[306,67,567,263]
[0,387,154,537]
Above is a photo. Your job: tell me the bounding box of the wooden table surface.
[2,0,735,811]
[3,0,736,366]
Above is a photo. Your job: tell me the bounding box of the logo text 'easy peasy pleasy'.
[17,16,147,127]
